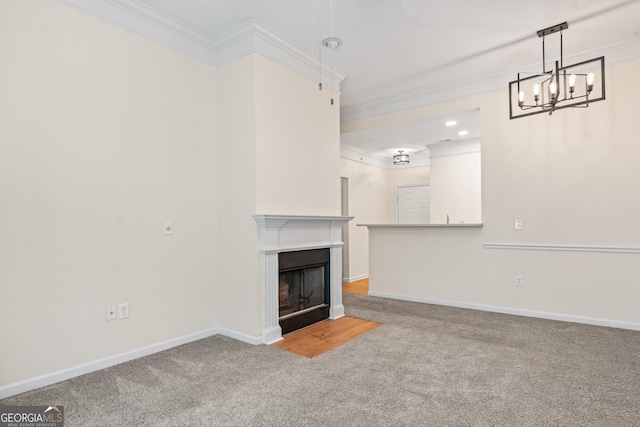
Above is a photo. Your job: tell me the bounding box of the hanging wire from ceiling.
[329,0,334,105]
[318,0,341,105]
[318,0,322,91]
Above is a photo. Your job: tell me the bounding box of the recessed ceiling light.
[458,130,469,136]
[445,120,457,127]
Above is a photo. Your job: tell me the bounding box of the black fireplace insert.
[278,248,330,334]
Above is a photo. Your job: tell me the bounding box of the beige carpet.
[2,293,640,426]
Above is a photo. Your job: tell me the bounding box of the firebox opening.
[278,248,330,334]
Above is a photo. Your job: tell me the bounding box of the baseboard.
[367,291,640,332]
[330,303,345,320]
[0,326,261,400]
[343,274,368,283]
[261,326,283,345]
[216,328,262,345]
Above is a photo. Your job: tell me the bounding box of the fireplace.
[253,215,353,344]
[279,248,330,334]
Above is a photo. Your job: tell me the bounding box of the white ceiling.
[340,108,480,166]
[127,0,640,158]
[136,0,640,109]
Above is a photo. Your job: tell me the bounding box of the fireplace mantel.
[253,214,353,344]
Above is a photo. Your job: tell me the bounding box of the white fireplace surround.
[253,214,353,344]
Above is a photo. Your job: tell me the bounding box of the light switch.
[515,219,523,230]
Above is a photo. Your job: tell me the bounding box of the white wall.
[368,227,640,326]
[339,159,390,280]
[388,166,430,188]
[0,0,218,386]
[358,58,640,328]
[255,55,341,216]
[430,152,481,224]
[339,159,430,281]
[216,55,259,338]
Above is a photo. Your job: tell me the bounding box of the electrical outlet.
[515,275,524,287]
[106,305,117,321]
[119,303,130,319]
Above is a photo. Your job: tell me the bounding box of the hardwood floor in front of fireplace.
[271,316,381,358]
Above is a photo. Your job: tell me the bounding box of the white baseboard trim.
[330,304,345,320]
[216,327,262,345]
[0,326,262,400]
[368,291,640,332]
[343,274,368,283]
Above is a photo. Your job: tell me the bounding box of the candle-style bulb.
[549,81,557,100]
[533,84,540,96]
[518,90,524,107]
[568,74,576,96]
[586,72,595,93]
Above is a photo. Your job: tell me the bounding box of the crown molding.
[341,145,389,169]
[341,34,640,123]
[341,145,430,170]
[55,1,345,89]
[428,138,480,159]
[216,20,346,89]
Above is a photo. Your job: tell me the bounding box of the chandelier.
[509,22,605,119]
[393,150,410,165]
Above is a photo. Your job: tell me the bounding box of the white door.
[397,185,430,224]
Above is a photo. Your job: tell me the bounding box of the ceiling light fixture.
[458,130,469,136]
[509,22,605,119]
[322,37,342,49]
[393,150,410,165]
[445,120,457,127]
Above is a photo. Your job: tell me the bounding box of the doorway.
[396,184,430,224]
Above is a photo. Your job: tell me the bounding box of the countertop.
[357,223,483,228]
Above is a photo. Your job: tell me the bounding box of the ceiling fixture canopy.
[322,37,342,49]
[509,22,605,119]
[393,150,410,165]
